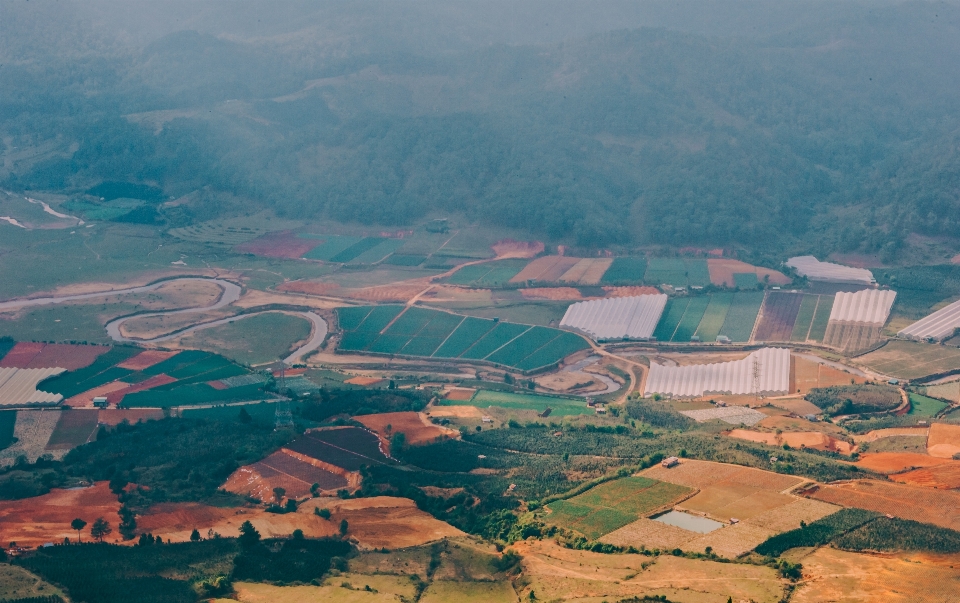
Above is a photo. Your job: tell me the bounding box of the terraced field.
[337,306,589,372]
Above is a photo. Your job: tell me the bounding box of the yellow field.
[420,581,519,603]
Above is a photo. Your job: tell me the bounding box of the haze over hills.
[2,0,960,255]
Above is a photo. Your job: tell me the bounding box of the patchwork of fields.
[753,292,834,343]
[652,291,764,342]
[337,306,590,372]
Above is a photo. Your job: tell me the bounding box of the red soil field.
[726,429,855,454]
[510,256,581,283]
[603,286,661,297]
[64,380,130,407]
[108,374,177,405]
[0,343,111,370]
[272,367,307,377]
[492,239,545,259]
[344,376,385,386]
[356,411,454,448]
[0,482,121,547]
[928,423,960,459]
[754,292,803,341]
[707,259,791,287]
[520,287,583,300]
[855,452,950,474]
[235,230,320,259]
[807,480,960,531]
[444,388,476,401]
[0,342,44,368]
[45,409,99,450]
[892,462,960,489]
[97,408,165,426]
[277,280,342,296]
[223,450,349,501]
[207,380,228,390]
[117,350,178,370]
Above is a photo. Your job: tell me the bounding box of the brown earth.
[277,280,342,296]
[425,406,483,418]
[118,310,236,340]
[235,230,320,259]
[117,350,179,371]
[767,396,823,415]
[707,259,791,287]
[0,482,121,547]
[558,258,613,285]
[892,462,960,489]
[535,371,602,393]
[602,285,661,297]
[63,380,130,407]
[509,256,581,283]
[444,388,476,401]
[232,289,345,310]
[344,376,385,386]
[0,341,45,367]
[356,412,454,447]
[491,239,544,259]
[791,356,864,395]
[344,284,429,303]
[807,480,960,531]
[520,287,583,300]
[0,343,110,370]
[854,452,948,474]
[928,423,960,458]
[221,450,353,501]
[853,427,930,443]
[789,547,960,603]
[641,459,805,492]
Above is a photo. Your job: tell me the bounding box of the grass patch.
[718,291,764,342]
[790,294,819,342]
[176,312,312,366]
[907,393,948,416]
[600,257,647,285]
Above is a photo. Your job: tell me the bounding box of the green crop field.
[37,346,140,398]
[694,292,733,342]
[348,238,406,264]
[0,410,16,450]
[791,294,819,341]
[652,297,689,341]
[718,291,764,342]
[600,257,648,285]
[337,307,588,370]
[644,258,688,286]
[671,295,711,341]
[300,234,363,261]
[123,382,267,408]
[733,272,759,288]
[446,389,591,416]
[176,312,313,366]
[384,254,427,266]
[808,295,835,342]
[337,306,374,331]
[545,477,694,539]
[445,259,527,287]
[330,237,389,263]
[686,259,711,287]
[908,393,948,416]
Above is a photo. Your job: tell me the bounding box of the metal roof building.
[560,294,667,341]
[785,256,876,285]
[643,347,790,398]
[829,289,896,325]
[899,299,960,341]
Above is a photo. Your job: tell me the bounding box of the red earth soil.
[106,374,177,405]
[344,376,385,386]
[0,342,45,368]
[97,408,165,426]
[117,350,179,371]
[6,343,110,370]
[272,367,307,378]
[444,388,476,401]
[892,462,960,489]
[222,450,350,501]
[602,286,661,297]
[356,411,454,447]
[45,409,100,450]
[207,380,229,390]
[855,452,951,474]
[235,230,320,259]
[520,287,583,300]
[0,482,121,548]
[706,259,791,287]
[754,292,803,341]
[277,280,342,296]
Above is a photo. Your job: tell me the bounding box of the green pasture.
[599,257,647,285]
[808,295,834,342]
[733,272,759,288]
[671,295,710,341]
[644,258,709,287]
[445,259,527,287]
[445,389,591,416]
[694,292,733,342]
[908,393,948,416]
[652,297,689,341]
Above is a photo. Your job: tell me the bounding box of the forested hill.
[2,0,959,257]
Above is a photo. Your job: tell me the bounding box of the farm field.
[235,230,321,259]
[808,480,960,531]
[175,311,312,366]
[44,409,99,450]
[443,389,591,416]
[909,393,948,416]
[644,258,711,287]
[0,409,62,465]
[790,294,819,341]
[891,462,960,489]
[600,257,647,285]
[652,297,689,341]
[420,581,519,603]
[223,449,349,500]
[445,259,527,286]
[927,423,960,458]
[337,306,589,371]
[0,564,66,601]
[0,481,121,547]
[167,219,267,245]
[642,459,805,493]
[707,259,791,288]
[754,292,804,341]
[670,295,710,342]
[509,255,580,283]
[544,476,694,539]
[356,411,453,447]
[718,291,765,342]
[285,427,395,471]
[558,258,614,285]
[0,342,110,370]
[693,292,733,342]
[857,340,960,380]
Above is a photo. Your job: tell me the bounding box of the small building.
[662,456,680,468]
[92,396,109,408]
[804,414,818,422]
[481,416,493,423]
[716,335,731,344]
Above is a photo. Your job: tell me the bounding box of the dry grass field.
[808,480,960,531]
[641,459,805,492]
[221,577,418,603]
[602,285,661,297]
[857,340,960,380]
[928,422,960,458]
[520,287,583,300]
[788,547,960,603]
[509,256,580,283]
[791,355,864,394]
[513,539,785,603]
[853,426,930,442]
[558,258,614,285]
[420,581,519,603]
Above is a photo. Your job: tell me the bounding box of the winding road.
[0,277,327,365]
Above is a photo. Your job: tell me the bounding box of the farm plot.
[652,298,689,341]
[35,346,140,398]
[790,295,818,341]
[299,234,363,261]
[0,342,109,370]
[0,409,61,465]
[927,423,960,458]
[433,317,498,358]
[718,291,765,342]
[693,293,733,342]
[600,257,647,285]
[446,259,527,287]
[857,340,960,380]
[235,230,321,259]
[558,258,614,285]
[754,292,804,341]
[285,427,395,471]
[347,238,406,265]
[223,450,349,500]
[509,256,581,283]
[356,412,452,447]
[545,477,694,539]
[808,480,960,531]
[445,389,591,416]
[707,259,791,288]
[671,296,710,342]
[642,459,804,492]
[44,409,99,450]
[643,258,689,286]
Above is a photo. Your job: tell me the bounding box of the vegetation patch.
[806,384,901,416]
[753,508,879,556]
[832,516,960,553]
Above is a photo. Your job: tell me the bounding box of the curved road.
[1,278,327,365]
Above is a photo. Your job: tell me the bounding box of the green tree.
[90,517,112,542]
[190,528,201,542]
[239,520,261,548]
[71,518,86,543]
[339,519,349,536]
[273,487,286,502]
[315,507,331,520]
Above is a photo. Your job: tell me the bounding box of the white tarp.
[560,294,668,341]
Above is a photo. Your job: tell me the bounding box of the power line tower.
[752,356,762,401]
[274,358,294,430]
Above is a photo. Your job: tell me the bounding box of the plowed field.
[928,423,960,458]
[45,409,99,450]
[707,259,790,287]
[642,459,805,492]
[510,256,580,283]
[356,411,453,447]
[855,452,948,474]
[0,342,110,370]
[807,480,960,531]
[754,292,803,341]
[558,258,614,285]
[892,462,960,489]
[97,408,164,425]
[235,230,320,259]
[116,350,179,370]
[0,482,120,547]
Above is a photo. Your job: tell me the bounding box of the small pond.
[652,510,724,534]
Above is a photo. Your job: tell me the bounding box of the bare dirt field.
[444,388,476,401]
[892,462,960,489]
[512,539,785,603]
[232,289,345,310]
[535,371,603,393]
[707,259,791,288]
[788,547,960,603]
[855,452,947,474]
[356,411,455,447]
[928,422,960,458]
[791,356,864,394]
[277,280,342,296]
[345,284,429,303]
[641,459,806,492]
[344,376,385,386]
[117,350,179,370]
[602,285,661,297]
[235,230,319,259]
[807,480,960,531]
[853,426,930,443]
[727,427,855,454]
[509,256,580,283]
[0,482,121,547]
[520,287,583,300]
[426,405,483,418]
[119,309,236,340]
[857,340,960,380]
[559,258,614,285]
[0,342,110,370]
[221,577,421,603]
[491,239,544,259]
[766,395,823,415]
